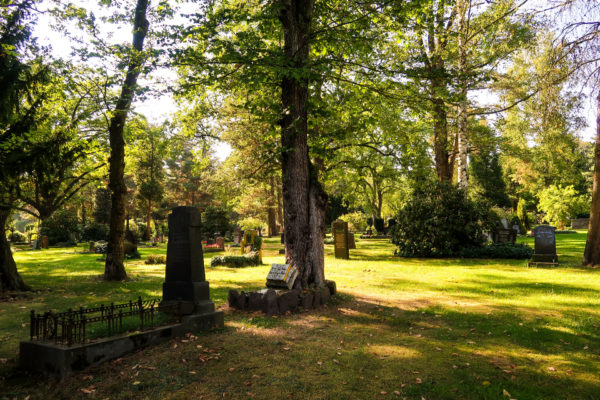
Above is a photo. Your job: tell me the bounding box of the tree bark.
[104,0,150,281]
[267,176,278,236]
[583,89,600,267]
[456,0,469,188]
[433,96,452,181]
[279,0,326,289]
[276,178,284,232]
[0,208,29,293]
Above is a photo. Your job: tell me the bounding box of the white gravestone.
[266,264,298,290]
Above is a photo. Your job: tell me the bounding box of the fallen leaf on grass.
[548,366,556,372]
[189,371,197,375]
[503,389,511,397]
[333,359,339,364]
[283,347,290,351]
[380,391,387,395]
[415,378,422,384]
[435,347,442,351]
[228,368,235,372]
[317,361,323,366]
[393,391,401,396]
[244,381,252,387]
[80,386,95,394]
[133,381,141,385]
[251,374,260,379]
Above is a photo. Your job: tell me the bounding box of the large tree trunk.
[104,0,150,281]
[0,208,29,292]
[276,178,284,232]
[279,0,326,289]
[433,96,452,181]
[583,90,600,267]
[267,176,278,237]
[456,0,469,188]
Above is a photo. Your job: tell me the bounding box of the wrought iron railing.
[29,297,182,346]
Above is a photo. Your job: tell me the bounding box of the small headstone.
[280,233,285,244]
[501,218,509,229]
[216,236,225,250]
[40,236,49,249]
[512,224,520,235]
[331,220,349,259]
[492,223,516,244]
[266,263,298,290]
[530,225,558,265]
[233,227,241,244]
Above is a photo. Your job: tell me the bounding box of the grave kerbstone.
[332,219,350,259]
[302,292,314,309]
[529,225,558,266]
[248,292,263,311]
[262,289,279,315]
[162,206,217,315]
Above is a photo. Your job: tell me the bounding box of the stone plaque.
[162,206,215,314]
[216,236,225,250]
[332,220,349,259]
[266,263,298,289]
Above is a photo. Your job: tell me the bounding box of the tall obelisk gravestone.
[162,206,217,315]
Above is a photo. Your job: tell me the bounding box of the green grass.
[1,233,599,399]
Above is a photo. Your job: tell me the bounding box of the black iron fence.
[29,297,182,346]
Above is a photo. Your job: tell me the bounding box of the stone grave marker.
[162,206,216,314]
[40,235,49,249]
[215,236,225,250]
[348,233,356,249]
[266,263,298,290]
[332,219,349,259]
[492,223,516,244]
[529,225,558,266]
[233,227,241,244]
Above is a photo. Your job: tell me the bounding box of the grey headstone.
[233,227,241,244]
[531,225,558,263]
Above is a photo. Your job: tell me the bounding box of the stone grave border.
[228,280,337,316]
[20,311,223,378]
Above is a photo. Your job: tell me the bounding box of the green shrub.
[456,243,533,259]
[338,212,368,232]
[391,182,496,257]
[537,185,589,230]
[145,254,166,264]
[81,222,109,241]
[210,252,260,268]
[41,209,81,245]
[516,198,530,231]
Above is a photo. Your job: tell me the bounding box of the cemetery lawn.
[1,232,599,400]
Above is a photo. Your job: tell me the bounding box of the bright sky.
[32,0,597,151]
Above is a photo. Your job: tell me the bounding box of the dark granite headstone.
[530,225,558,264]
[348,233,356,250]
[280,233,285,244]
[162,206,215,314]
[332,220,349,259]
[492,224,516,244]
[40,236,49,249]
